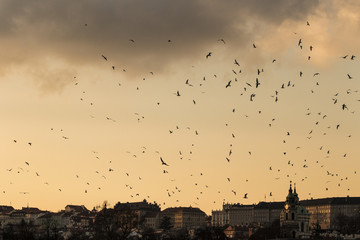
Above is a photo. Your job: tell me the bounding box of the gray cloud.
[0,0,320,90]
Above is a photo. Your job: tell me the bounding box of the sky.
[1,0,360,215]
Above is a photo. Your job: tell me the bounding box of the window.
[301,222,304,232]
[286,213,288,220]
[291,212,295,220]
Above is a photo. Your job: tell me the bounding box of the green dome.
[297,205,308,215]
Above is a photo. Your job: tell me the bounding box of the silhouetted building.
[212,202,283,227]
[301,196,360,230]
[161,207,206,229]
[280,183,310,239]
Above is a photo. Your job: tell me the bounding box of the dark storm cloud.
[0,0,319,89]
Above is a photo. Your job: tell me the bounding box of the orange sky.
[0,0,360,214]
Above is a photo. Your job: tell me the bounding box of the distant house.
[301,196,360,230]
[0,206,14,215]
[212,202,284,227]
[65,205,89,213]
[161,207,206,229]
[224,225,250,240]
[143,211,160,229]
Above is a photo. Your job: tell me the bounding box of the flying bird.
[206,52,212,58]
[101,55,107,61]
[225,81,231,88]
[255,78,260,88]
[160,157,169,166]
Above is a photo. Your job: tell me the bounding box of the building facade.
[161,207,206,229]
[212,202,283,227]
[302,196,360,230]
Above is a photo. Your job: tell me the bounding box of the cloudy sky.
[1,0,360,214]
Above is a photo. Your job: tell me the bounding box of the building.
[280,183,310,239]
[161,207,206,229]
[114,199,161,229]
[65,205,89,213]
[254,201,283,225]
[301,196,360,230]
[212,194,360,232]
[143,211,160,229]
[223,225,250,239]
[212,202,284,227]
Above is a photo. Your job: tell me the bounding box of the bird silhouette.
[160,157,169,166]
[225,81,231,88]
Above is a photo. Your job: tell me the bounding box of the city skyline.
[1,0,360,215]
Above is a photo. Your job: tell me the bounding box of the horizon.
[3,193,360,215]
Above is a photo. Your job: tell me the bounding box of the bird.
[255,78,260,88]
[206,52,212,58]
[244,193,248,199]
[28,142,32,146]
[253,43,256,48]
[160,157,169,166]
[225,81,231,88]
[101,55,107,61]
[218,39,226,44]
[234,59,240,66]
[307,21,310,26]
[347,74,352,79]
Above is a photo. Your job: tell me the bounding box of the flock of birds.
[3,20,360,213]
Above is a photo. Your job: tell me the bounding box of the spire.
[294,183,297,194]
[289,181,293,194]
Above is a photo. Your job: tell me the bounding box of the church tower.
[280,183,310,239]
